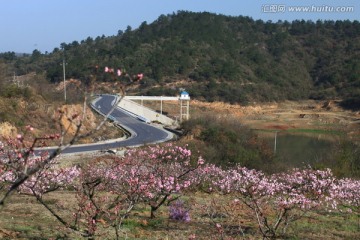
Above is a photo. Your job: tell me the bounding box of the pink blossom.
[117,69,122,76]
[104,67,114,73]
[26,125,34,131]
[197,157,205,165]
[137,73,144,80]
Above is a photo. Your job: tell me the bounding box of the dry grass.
[0,189,359,239]
[138,98,359,142]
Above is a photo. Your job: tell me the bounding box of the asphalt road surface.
[36,95,172,155]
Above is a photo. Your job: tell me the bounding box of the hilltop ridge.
[1,11,359,107]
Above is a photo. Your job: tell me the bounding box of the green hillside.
[1,11,360,107]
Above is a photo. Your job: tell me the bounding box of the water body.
[259,131,336,168]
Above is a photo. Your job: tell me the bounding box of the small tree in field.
[201,165,360,239]
[121,144,205,218]
[33,143,205,239]
[333,177,360,230]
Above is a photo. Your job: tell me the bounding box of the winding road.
[37,95,172,155]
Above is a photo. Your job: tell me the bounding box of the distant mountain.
[1,11,360,107]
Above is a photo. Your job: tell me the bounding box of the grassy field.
[0,190,359,239]
[141,99,359,143]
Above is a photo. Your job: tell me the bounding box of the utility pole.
[13,72,17,86]
[61,46,67,103]
[274,131,278,154]
[62,58,67,103]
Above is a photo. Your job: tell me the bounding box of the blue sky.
[0,0,359,53]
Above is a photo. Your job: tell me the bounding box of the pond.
[258,131,338,168]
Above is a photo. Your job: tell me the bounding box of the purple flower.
[169,200,191,222]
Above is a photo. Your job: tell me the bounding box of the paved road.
[36,95,172,155]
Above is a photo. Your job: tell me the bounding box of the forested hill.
[1,11,360,107]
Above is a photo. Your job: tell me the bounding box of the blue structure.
[179,91,190,121]
[180,91,190,100]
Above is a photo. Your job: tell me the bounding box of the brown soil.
[55,104,125,144]
[140,99,359,142]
